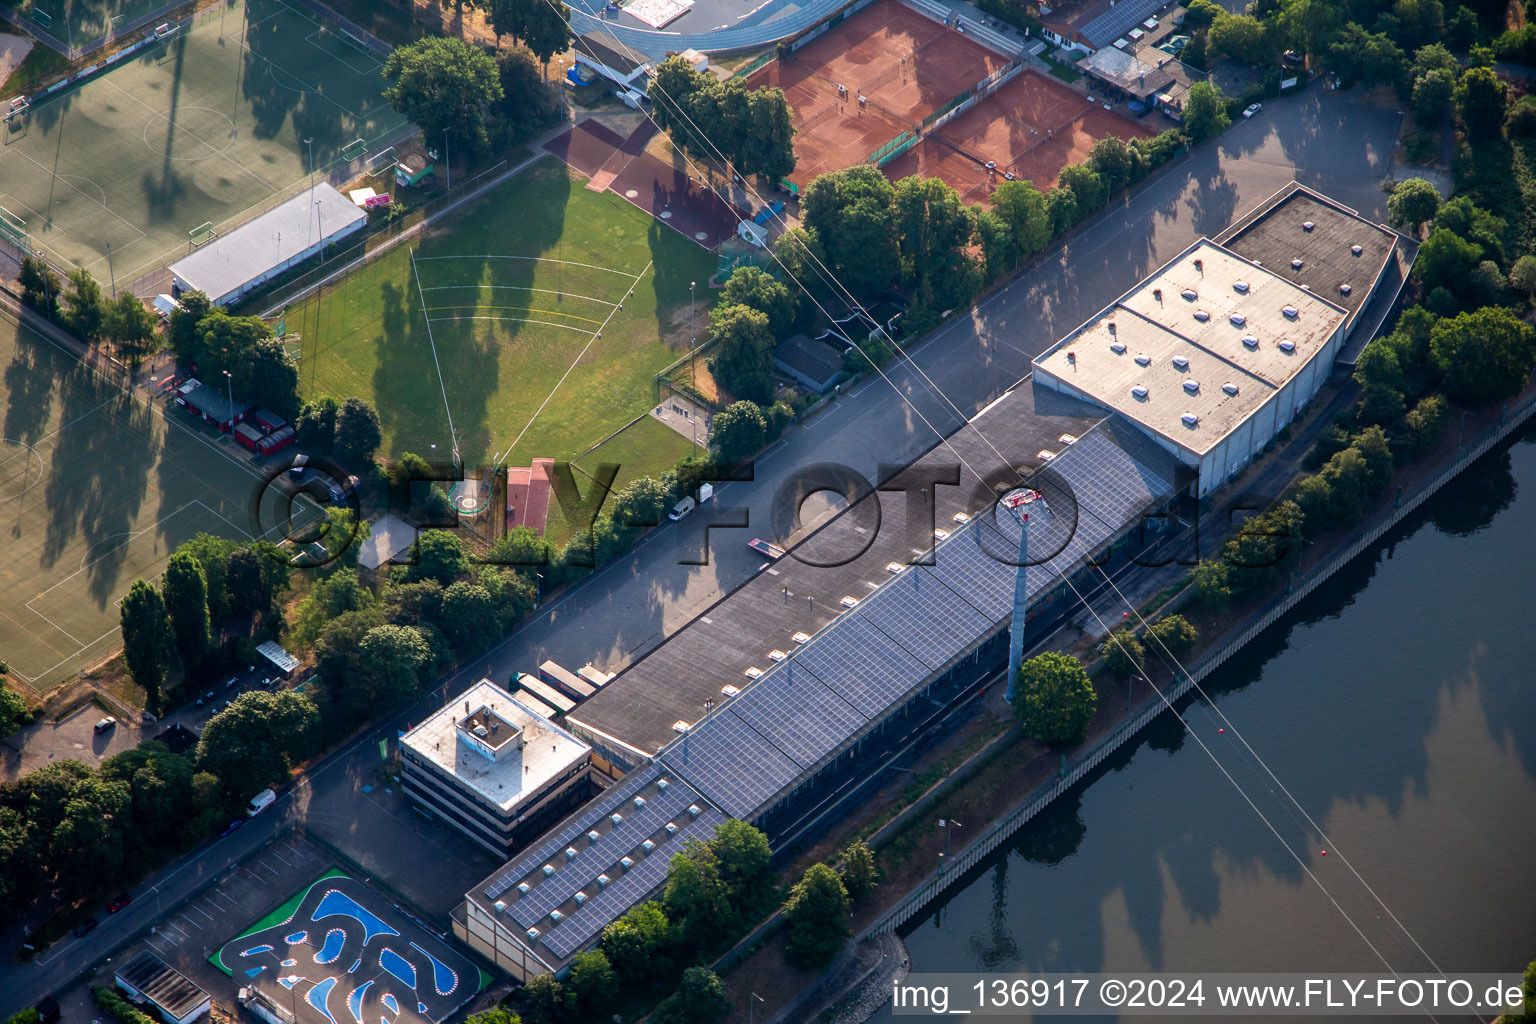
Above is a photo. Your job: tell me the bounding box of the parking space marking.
[213,890,242,910]
[269,847,296,867]
[178,914,203,931]
[146,936,174,955]
[191,904,215,923]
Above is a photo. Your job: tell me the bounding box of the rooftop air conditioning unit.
[1110,341,1127,354]
[565,847,578,860]
[1135,353,1151,366]
[1183,379,1199,393]
[574,891,588,905]
[1172,356,1189,371]
[634,796,646,808]
[588,831,601,843]
[542,864,555,876]
[517,883,530,894]
[1131,385,1149,400]
[621,856,634,870]
[1181,413,1200,427]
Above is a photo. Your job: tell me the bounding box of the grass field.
[537,413,701,544]
[0,308,302,695]
[0,0,406,281]
[285,157,718,493]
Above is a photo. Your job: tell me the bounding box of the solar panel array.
[1078,0,1163,48]
[653,425,1176,821]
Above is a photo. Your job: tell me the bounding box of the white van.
[668,496,696,521]
[247,788,276,816]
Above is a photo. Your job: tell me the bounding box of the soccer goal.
[188,221,216,248]
[29,7,52,28]
[365,146,397,175]
[3,103,28,142]
[153,21,179,40]
[342,137,367,162]
[0,204,27,252]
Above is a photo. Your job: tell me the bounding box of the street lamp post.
[1457,409,1473,449]
[222,370,234,431]
[689,280,697,444]
[749,992,765,1024]
[444,129,451,191]
[942,817,962,857]
[36,251,51,320]
[106,241,116,299]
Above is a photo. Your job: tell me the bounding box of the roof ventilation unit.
[1110,341,1127,354]
[1291,258,1303,269]
[1181,288,1198,300]
[792,631,810,644]
[665,821,679,834]
[611,812,624,825]
[1351,244,1363,256]
[1038,450,1056,461]
[1171,355,1189,370]
[1302,220,1315,231]
[768,649,788,662]
[954,510,973,522]
[1233,280,1250,293]
[1182,379,1199,393]
[526,927,540,940]
[721,684,740,698]
[565,846,578,860]
[1340,283,1352,295]
[688,803,702,817]
[1193,310,1210,322]
[549,910,563,922]
[517,882,531,895]
[542,864,556,876]
[1107,321,1116,333]
[494,900,508,912]
[1059,433,1078,444]
[744,666,763,678]
[1230,313,1246,326]
[657,778,669,790]
[1153,287,1163,300]
[1282,305,1298,318]
[597,874,611,888]
[1131,385,1149,400]
[1135,353,1151,366]
[1278,339,1297,353]
[672,721,691,733]
[574,891,588,905]
[886,561,906,574]
[1242,335,1259,349]
[620,856,634,870]
[633,796,646,808]
[839,595,859,608]
[642,839,656,853]
[1193,258,1204,272]
[1181,412,1200,427]
[933,527,949,539]
[588,830,601,843]
[1222,382,1240,396]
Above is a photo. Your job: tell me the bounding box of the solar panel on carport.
[724,660,869,768]
[793,613,931,718]
[1079,0,1162,47]
[663,710,804,819]
[922,530,1015,620]
[1053,430,1173,536]
[861,566,990,670]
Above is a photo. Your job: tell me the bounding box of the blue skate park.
[214,871,485,1024]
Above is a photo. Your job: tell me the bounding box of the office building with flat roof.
[400,679,594,857]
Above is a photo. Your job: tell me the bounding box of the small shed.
[253,409,286,432]
[177,382,251,432]
[233,421,264,451]
[773,334,845,393]
[115,951,210,1024]
[256,640,300,679]
[256,425,297,456]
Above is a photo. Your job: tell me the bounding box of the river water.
[872,423,1536,1022]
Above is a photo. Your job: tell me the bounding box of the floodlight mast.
[1002,489,1043,701]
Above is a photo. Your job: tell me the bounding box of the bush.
[1011,651,1097,745]
[1147,613,1199,659]
[1402,394,1449,458]
[783,863,850,967]
[93,988,156,1024]
[1403,130,1439,164]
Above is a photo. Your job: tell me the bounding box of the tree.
[383,37,504,155]
[120,580,173,714]
[1147,614,1198,659]
[1469,259,1507,306]
[226,543,284,619]
[607,476,672,527]
[840,838,878,902]
[1507,94,1536,137]
[493,47,561,142]
[1183,81,1230,143]
[487,0,529,46]
[1436,196,1507,267]
[801,165,900,295]
[652,967,731,1024]
[783,863,850,967]
[1011,651,1096,746]
[1430,306,1536,405]
[1181,29,1207,70]
[708,399,769,463]
[601,901,670,982]
[664,842,735,954]
[406,529,471,585]
[721,266,795,339]
[105,293,160,366]
[743,87,796,182]
[708,304,774,404]
[1402,394,1449,457]
[161,552,212,671]
[440,582,500,654]
[18,254,60,316]
[1086,136,1133,193]
[516,974,566,1024]
[357,624,434,705]
[293,569,374,649]
[1044,186,1078,238]
[894,175,977,311]
[1455,66,1507,140]
[564,950,616,1019]
[1411,66,1455,125]
[1102,627,1144,678]
[520,0,569,72]
[464,1008,521,1024]
[166,290,211,364]
[234,338,301,422]
[1209,12,1269,63]
[63,268,107,342]
[1387,177,1441,232]
[1056,163,1105,222]
[197,308,272,381]
[51,777,130,892]
[0,682,28,739]
[989,179,1051,268]
[195,691,320,797]
[1414,227,1482,296]
[1509,254,1536,299]
[711,818,772,914]
[333,397,383,467]
[649,55,708,146]
[1325,25,1406,88]
[296,397,339,453]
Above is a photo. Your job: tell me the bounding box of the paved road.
[0,89,1401,1019]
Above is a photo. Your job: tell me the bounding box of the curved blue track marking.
[282,959,297,967]
[381,994,399,1015]
[286,931,309,945]
[378,948,416,989]
[417,1004,428,1015]
[307,977,341,1024]
[313,889,399,945]
[240,944,275,957]
[408,941,460,996]
[347,980,373,1024]
[245,967,267,978]
[347,958,362,974]
[314,928,347,965]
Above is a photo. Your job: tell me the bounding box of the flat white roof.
[169,183,365,302]
[357,513,416,570]
[1033,240,1348,454]
[402,679,589,814]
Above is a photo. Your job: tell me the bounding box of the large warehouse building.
[169,183,366,307]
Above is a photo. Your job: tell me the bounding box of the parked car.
[106,893,132,914]
[1243,102,1262,118]
[73,918,98,938]
[93,716,116,734]
[668,497,696,521]
[219,818,245,837]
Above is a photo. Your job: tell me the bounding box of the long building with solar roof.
[456,380,1192,979]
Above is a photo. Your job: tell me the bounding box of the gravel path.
[0,33,35,92]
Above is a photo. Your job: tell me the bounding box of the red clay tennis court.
[747,0,1007,188]
[885,70,1156,200]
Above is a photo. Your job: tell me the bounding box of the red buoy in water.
[1321,850,1327,856]
[1218,728,1224,734]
